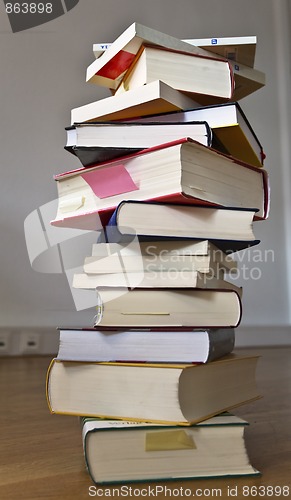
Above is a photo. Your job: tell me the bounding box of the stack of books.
[46,23,269,485]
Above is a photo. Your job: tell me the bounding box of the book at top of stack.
[86,22,236,90]
[85,22,265,103]
[47,22,269,485]
[71,23,265,124]
[92,33,258,67]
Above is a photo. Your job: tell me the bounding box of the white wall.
[1,0,290,343]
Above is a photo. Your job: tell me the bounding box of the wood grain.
[0,347,290,499]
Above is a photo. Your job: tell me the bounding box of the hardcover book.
[81,414,260,484]
[65,120,212,167]
[93,287,242,328]
[46,354,260,424]
[105,202,260,254]
[57,327,235,364]
[115,44,234,102]
[125,101,265,168]
[51,138,269,230]
[115,44,264,105]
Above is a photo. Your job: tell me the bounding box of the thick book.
[105,202,259,254]
[46,354,261,424]
[71,80,198,124]
[115,44,264,105]
[57,327,235,363]
[93,34,257,67]
[126,101,265,168]
[65,120,212,167]
[81,414,260,484]
[86,22,230,89]
[115,45,234,102]
[51,138,269,231]
[93,287,242,328]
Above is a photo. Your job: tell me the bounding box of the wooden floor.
[0,347,291,499]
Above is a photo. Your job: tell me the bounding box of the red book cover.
[52,138,269,230]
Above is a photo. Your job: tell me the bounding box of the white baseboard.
[0,328,59,356]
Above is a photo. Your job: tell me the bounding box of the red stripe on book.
[97,50,136,79]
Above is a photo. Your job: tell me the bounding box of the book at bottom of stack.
[81,414,260,484]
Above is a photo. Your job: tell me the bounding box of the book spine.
[206,328,235,362]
